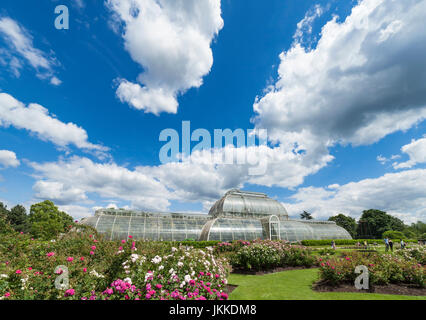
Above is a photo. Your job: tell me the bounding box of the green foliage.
[402,229,417,239]
[357,209,405,239]
[0,202,9,220]
[7,205,29,233]
[230,240,316,271]
[404,221,426,239]
[382,230,405,240]
[397,246,426,265]
[0,230,231,300]
[228,268,425,300]
[302,239,370,246]
[300,239,417,246]
[28,201,74,240]
[0,214,15,235]
[165,240,220,248]
[318,250,425,287]
[328,214,357,238]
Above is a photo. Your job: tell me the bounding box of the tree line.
[0,200,74,240]
[300,209,426,239]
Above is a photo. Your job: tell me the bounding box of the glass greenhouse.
[81,189,352,241]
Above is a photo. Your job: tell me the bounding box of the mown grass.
[228,268,426,300]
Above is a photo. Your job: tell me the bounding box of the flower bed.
[396,246,426,265]
[318,251,425,288]
[229,240,316,272]
[0,230,230,300]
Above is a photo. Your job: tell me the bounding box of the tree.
[328,214,357,238]
[0,202,9,219]
[7,205,29,233]
[300,211,313,220]
[356,209,405,239]
[382,230,405,240]
[404,221,426,239]
[402,229,417,239]
[28,200,74,240]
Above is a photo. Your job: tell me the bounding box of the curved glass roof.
[278,220,352,241]
[199,218,264,241]
[82,211,209,241]
[199,216,351,242]
[80,190,352,242]
[208,189,289,218]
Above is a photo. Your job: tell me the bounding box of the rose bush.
[230,240,316,271]
[318,251,425,287]
[0,227,231,300]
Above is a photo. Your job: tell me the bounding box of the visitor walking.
[384,237,389,252]
[389,239,393,252]
[363,240,368,250]
[331,240,336,250]
[400,239,405,249]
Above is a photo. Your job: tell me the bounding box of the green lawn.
[228,268,426,300]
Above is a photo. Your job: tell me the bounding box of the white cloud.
[33,181,87,205]
[293,4,324,47]
[136,143,332,205]
[58,205,92,220]
[376,155,387,165]
[106,203,118,209]
[50,76,62,86]
[253,0,426,162]
[30,156,173,211]
[0,16,61,84]
[284,169,426,224]
[393,137,426,169]
[28,141,333,213]
[0,92,108,155]
[107,0,224,114]
[0,150,20,168]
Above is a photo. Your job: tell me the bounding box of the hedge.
[161,240,221,248]
[300,239,418,246]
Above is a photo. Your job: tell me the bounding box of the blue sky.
[0,0,425,223]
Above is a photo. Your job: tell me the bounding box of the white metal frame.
[269,215,280,240]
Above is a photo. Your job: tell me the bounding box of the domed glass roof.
[208,189,289,218]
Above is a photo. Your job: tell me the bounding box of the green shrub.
[231,243,280,271]
[0,231,231,300]
[300,239,417,246]
[28,201,74,240]
[230,240,315,271]
[318,251,425,287]
[382,230,406,240]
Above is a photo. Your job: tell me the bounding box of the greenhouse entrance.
[269,215,280,240]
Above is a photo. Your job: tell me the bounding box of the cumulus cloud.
[393,136,426,169]
[293,4,324,47]
[0,16,61,84]
[33,181,87,205]
[0,92,108,155]
[28,140,332,212]
[30,156,174,211]
[107,0,224,114]
[284,169,426,224]
[253,0,426,160]
[0,150,20,168]
[58,205,93,220]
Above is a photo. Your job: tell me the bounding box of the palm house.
[80,189,351,242]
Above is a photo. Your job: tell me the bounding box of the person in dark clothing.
[389,239,393,252]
